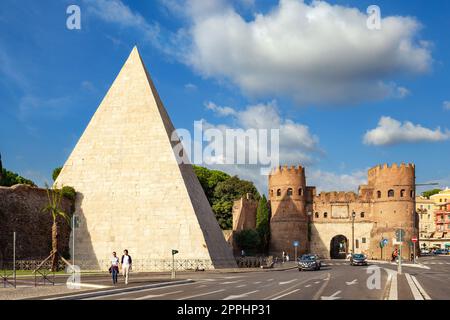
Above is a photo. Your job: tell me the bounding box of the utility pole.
[398,224,403,275]
[13,232,16,288]
[351,211,356,254]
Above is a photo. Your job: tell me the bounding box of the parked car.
[298,254,321,271]
[350,253,368,266]
[420,249,430,255]
[434,249,449,255]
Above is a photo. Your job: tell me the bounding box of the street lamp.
[351,211,356,254]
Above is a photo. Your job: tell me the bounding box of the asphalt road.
[18,256,450,300]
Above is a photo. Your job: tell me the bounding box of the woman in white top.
[110,252,119,285]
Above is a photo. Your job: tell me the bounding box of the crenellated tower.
[367,163,418,259]
[268,165,309,258]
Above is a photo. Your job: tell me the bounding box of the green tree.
[233,229,260,255]
[256,195,270,252]
[422,189,442,199]
[0,168,36,187]
[52,167,62,182]
[193,166,260,230]
[42,185,71,271]
[213,176,260,229]
[193,165,230,203]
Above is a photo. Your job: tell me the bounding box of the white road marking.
[279,279,297,285]
[321,290,341,300]
[46,280,194,300]
[314,281,321,284]
[384,269,398,300]
[178,289,225,300]
[253,281,262,284]
[236,284,247,288]
[220,280,242,285]
[267,279,274,282]
[271,289,300,300]
[223,290,259,300]
[197,285,207,288]
[305,284,311,288]
[405,273,423,300]
[346,279,358,286]
[411,275,431,300]
[135,290,183,300]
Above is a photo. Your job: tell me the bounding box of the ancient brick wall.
[0,185,72,264]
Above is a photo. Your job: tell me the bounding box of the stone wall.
[0,185,72,265]
[232,195,258,231]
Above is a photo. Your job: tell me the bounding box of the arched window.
[377,191,382,198]
[388,190,394,198]
[277,189,281,197]
[298,188,303,196]
[324,212,328,218]
[270,189,274,197]
[287,188,293,196]
[315,212,319,218]
[410,190,414,198]
[400,189,406,197]
[360,212,365,218]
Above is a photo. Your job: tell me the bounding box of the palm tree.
[42,185,70,271]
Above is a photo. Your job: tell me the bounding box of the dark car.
[434,249,449,255]
[350,254,368,266]
[298,254,321,271]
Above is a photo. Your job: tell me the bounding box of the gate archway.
[330,235,348,259]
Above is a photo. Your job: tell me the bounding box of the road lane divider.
[178,289,225,300]
[271,289,300,300]
[411,275,431,300]
[44,279,195,300]
[405,273,423,300]
[223,290,259,300]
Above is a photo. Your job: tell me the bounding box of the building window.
[360,212,365,218]
[270,190,274,197]
[356,239,359,249]
[298,188,303,196]
[315,212,319,218]
[362,237,366,244]
[377,191,381,198]
[324,212,328,218]
[388,190,394,198]
[277,189,281,197]
[287,188,293,196]
[410,190,414,198]
[401,189,406,197]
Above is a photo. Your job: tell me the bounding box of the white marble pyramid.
[56,47,235,270]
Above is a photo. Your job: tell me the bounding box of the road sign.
[293,241,299,247]
[172,249,179,255]
[380,238,388,248]
[395,229,405,242]
[412,237,418,243]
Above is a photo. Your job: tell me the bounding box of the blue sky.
[0,0,449,193]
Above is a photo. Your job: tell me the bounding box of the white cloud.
[205,101,320,163]
[83,0,160,43]
[307,169,368,193]
[205,101,237,117]
[363,116,450,146]
[184,83,198,91]
[165,0,431,104]
[443,101,450,111]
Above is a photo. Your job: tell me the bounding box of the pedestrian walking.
[282,251,286,263]
[241,249,245,257]
[110,252,119,285]
[121,249,132,285]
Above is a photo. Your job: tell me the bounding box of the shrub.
[233,229,261,254]
[60,186,76,201]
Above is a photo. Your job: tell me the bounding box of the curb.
[43,279,195,300]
